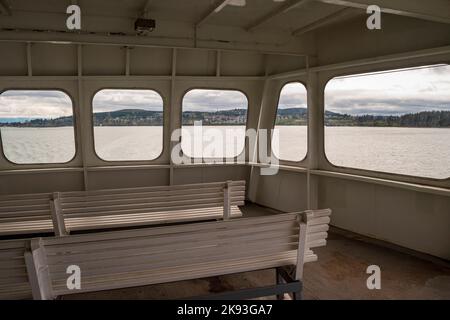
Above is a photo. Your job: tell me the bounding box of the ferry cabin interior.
[0,0,449,300]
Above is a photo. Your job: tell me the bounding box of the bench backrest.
[25,209,331,300]
[0,193,53,236]
[52,181,246,235]
[0,239,32,300]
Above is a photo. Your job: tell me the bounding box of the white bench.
[25,208,331,300]
[0,239,32,300]
[51,181,246,236]
[0,193,54,236]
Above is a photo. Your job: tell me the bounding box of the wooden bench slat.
[0,203,50,212]
[307,224,329,234]
[61,195,244,215]
[0,197,50,205]
[62,201,245,219]
[0,211,51,220]
[0,193,52,236]
[0,193,52,202]
[0,239,29,250]
[46,222,298,255]
[44,212,298,246]
[60,191,245,209]
[0,221,53,236]
[48,243,299,280]
[46,215,298,248]
[65,207,243,232]
[46,231,299,267]
[0,239,31,300]
[60,181,245,198]
[47,236,299,271]
[60,186,245,204]
[50,251,296,296]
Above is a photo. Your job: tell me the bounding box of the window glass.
[92,89,164,161]
[272,82,308,162]
[182,89,248,158]
[0,90,76,164]
[325,64,450,179]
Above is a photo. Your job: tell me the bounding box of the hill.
[1,108,449,128]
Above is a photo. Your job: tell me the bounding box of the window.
[272,82,308,162]
[92,89,164,161]
[181,89,248,158]
[325,64,450,179]
[0,90,76,164]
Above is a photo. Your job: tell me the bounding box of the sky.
[182,89,248,112]
[325,64,450,116]
[0,90,73,119]
[93,89,163,113]
[278,82,307,109]
[0,64,449,119]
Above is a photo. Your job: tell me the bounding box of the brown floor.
[63,204,450,300]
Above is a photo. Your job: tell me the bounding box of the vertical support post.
[216,50,221,77]
[26,42,32,77]
[247,78,272,202]
[169,48,177,186]
[50,192,67,236]
[24,238,53,300]
[77,44,89,191]
[223,181,232,220]
[125,46,131,76]
[306,60,320,210]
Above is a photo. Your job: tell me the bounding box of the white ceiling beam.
[195,0,230,28]
[313,0,450,24]
[292,8,354,36]
[0,0,11,16]
[246,0,313,31]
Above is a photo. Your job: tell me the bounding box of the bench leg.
[292,281,303,300]
[277,267,303,300]
[275,268,285,300]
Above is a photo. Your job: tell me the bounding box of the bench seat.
[53,181,246,235]
[25,208,331,300]
[64,206,243,232]
[0,193,53,236]
[0,181,245,237]
[0,239,32,300]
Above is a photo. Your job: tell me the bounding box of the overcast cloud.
[278,82,307,109]
[183,89,248,112]
[0,65,449,118]
[93,89,163,113]
[325,64,450,115]
[0,90,72,119]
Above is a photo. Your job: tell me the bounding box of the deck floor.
[63,204,450,300]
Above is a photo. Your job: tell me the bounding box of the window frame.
[91,88,166,163]
[323,63,450,182]
[271,80,309,164]
[180,87,250,161]
[0,88,78,165]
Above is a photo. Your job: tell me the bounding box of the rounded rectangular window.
[182,89,248,159]
[325,64,450,179]
[0,90,76,164]
[92,89,164,161]
[272,82,308,162]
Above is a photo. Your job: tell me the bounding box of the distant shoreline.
[1,108,449,128]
